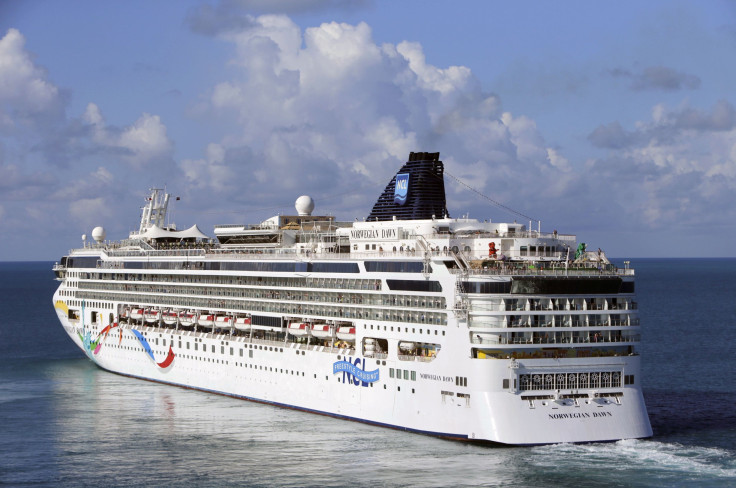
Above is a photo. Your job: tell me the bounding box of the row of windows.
[68,256,440,275]
[104,260,362,274]
[475,345,634,360]
[75,271,381,292]
[510,277,633,295]
[78,281,445,310]
[517,371,623,391]
[389,368,416,381]
[519,245,558,257]
[77,291,449,326]
[386,280,442,292]
[472,314,639,328]
[364,261,426,273]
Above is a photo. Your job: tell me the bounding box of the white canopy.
[139,224,209,241]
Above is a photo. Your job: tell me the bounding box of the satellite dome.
[92,226,106,243]
[295,195,315,216]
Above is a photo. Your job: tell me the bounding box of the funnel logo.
[394,173,409,205]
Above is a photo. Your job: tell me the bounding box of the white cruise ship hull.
[54,304,651,445]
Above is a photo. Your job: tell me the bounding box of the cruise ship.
[52,152,652,445]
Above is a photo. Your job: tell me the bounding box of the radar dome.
[295,195,314,216]
[92,226,106,243]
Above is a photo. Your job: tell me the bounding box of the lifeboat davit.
[130,308,144,320]
[121,308,130,320]
[336,326,356,342]
[162,311,179,325]
[215,315,232,328]
[234,316,252,331]
[198,314,215,328]
[144,309,160,323]
[179,311,196,327]
[288,322,311,337]
[311,323,332,339]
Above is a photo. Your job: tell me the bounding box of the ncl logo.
[394,173,409,205]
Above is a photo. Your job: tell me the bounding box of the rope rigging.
[444,170,538,224]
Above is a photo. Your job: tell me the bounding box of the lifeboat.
[179,311,196,327]
[215,315,232,328]
[144,309,160,323]
[336,326,356,342]
[288,322,311,337]
[162,311,179,325]
[364,338,376,355]
[399,341,416,352]
[130,308,144,320]
[234,316,252,331]
[198,314,215,328]
[311,323,332,339]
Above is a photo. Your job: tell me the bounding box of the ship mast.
[138,188,170,233]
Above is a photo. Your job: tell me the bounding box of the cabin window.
[520,246,528,256]
[390,368,395,378]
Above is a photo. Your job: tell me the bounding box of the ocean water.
[1,259,735,487]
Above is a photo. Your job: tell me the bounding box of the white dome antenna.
[92,226,106,243]
[295,195,315,216]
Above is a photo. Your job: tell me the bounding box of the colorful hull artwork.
[130,329,176,368]
[56,300,174,369]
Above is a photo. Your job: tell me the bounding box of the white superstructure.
[52,152,652,445]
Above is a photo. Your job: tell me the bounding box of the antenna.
[445,170,538,224]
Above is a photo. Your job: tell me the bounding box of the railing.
[474,318,639,329]
[125,323,358,354]
[472,334,640,346]
[397,354,438,362]
[453,266,633,277]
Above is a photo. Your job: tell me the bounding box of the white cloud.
[396,41,472,95]
[186,14,568,225]
[583,101,736,230]
[82,102,174,168]
[0,28,60,117]
[118,113,172,165]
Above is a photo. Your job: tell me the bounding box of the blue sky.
[1,0,735,260]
